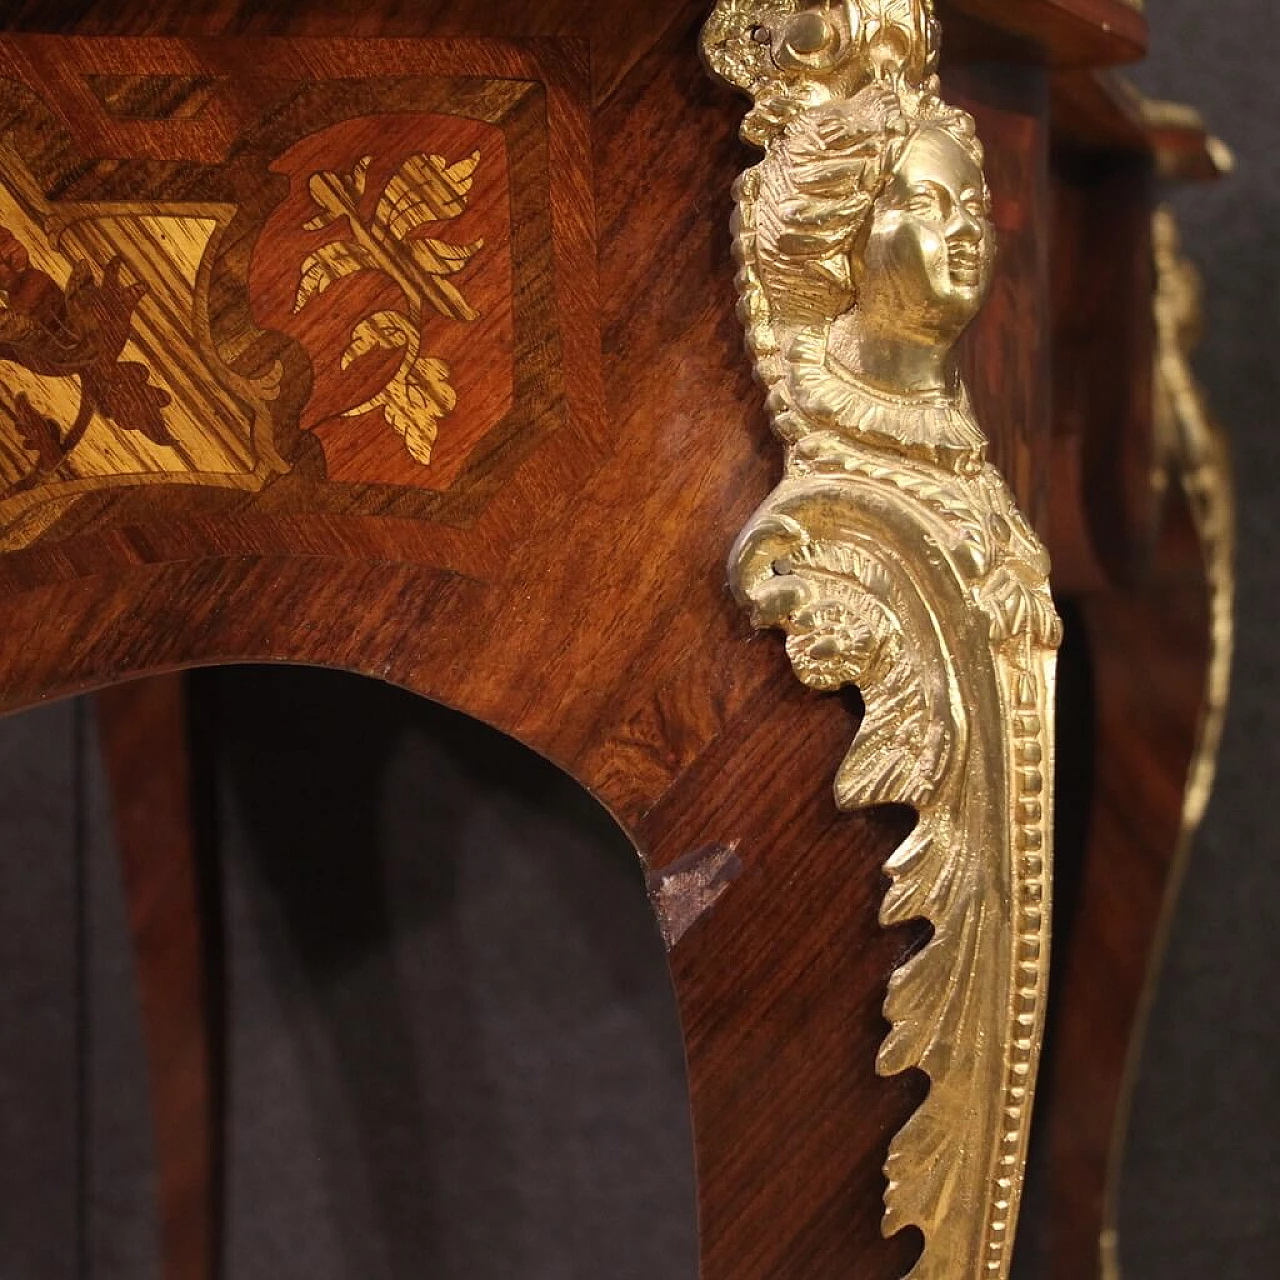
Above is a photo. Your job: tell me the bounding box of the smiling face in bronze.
[757,88,994,399]
[857,127,994,353]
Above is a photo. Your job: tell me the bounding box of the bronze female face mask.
[753,84,992,400]
[857,124,994,357]
[825,114,995,399]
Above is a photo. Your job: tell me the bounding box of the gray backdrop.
[1123,2,1280,1274]
[1,2,1277,1276]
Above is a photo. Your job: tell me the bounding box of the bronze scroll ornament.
[702,4,1062,1277]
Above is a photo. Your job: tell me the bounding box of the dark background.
[1120,2,1280,1274]
[1,2,1277,1276]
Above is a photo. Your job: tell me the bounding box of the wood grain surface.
[1044,116,1227,1273]
[1047,495,1212,1279]
[2,1,1149,73]
[943,0,1146,68]
[96,674,218,1280]
[0,3,1217,1279]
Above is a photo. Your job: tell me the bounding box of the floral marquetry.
[0,39,592,549]
[251,113,515,489]
[0,164,283,549]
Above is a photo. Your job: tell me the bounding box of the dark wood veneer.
[97,675,217,1280]
[0,3,1224,1279]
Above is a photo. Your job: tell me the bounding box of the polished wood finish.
[1051,71,1227,185]
[942,0,1146,68]
[948,62,1053,529]
[1050,146,1156,588]
[1050,500,1211,1279]
[0,3,1224,1279]
[0,35,595,548]
[0,9,1052,1277]
[96,674,216,1280]
[8,0,1147,73]
[1043,111,1227,1273]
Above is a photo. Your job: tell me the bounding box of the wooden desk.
[0,3,1231,1277]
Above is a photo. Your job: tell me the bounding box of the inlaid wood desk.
[0,3,1231,1278]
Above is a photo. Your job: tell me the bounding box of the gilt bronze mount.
[702,3,1062,1276]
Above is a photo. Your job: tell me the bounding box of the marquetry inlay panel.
[0,38,593,550]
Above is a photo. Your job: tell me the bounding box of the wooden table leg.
[1050,570,1208,1276]
[1046,206,1233,1279]
[639,670,930,1280]
[96,673,217,1280]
